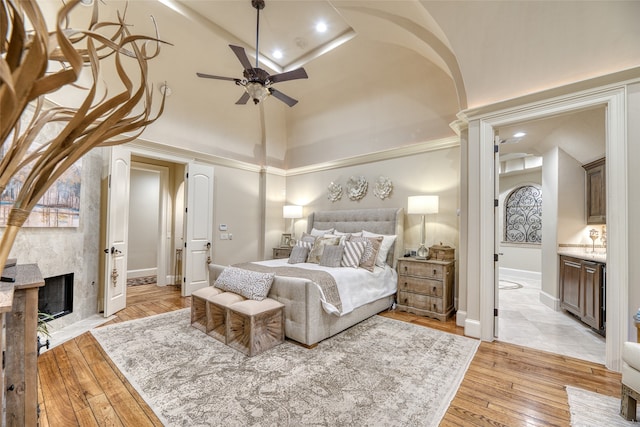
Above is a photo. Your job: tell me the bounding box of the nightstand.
[396,257,455,321]
[272,247,292,259]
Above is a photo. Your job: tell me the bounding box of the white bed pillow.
[362,230,397,267]
[310,227,335,237]
[334,230,363,237]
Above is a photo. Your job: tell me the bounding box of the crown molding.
[458,66,640,122]
[125,139,286,176]
[284,136,460,177]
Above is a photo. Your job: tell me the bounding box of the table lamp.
[407,195,439,259]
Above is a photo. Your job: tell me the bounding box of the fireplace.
[38,273,73,320]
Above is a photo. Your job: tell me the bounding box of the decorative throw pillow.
[362,230,397,267]
[310,227,334,237]
[288,246,309,264]
[296,233,316,249]
[307,236,341,264]
[319,245,344,267]
[341,240,367,268]
[324,233,349,245]
[213,266,275,301]
[349,236,383,272]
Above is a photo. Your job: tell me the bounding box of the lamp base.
[416,244,428,260]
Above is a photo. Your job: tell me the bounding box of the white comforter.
[253,259,398,316]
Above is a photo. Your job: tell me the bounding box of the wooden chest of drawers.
[396,258,455,321]
[272,247,292,259]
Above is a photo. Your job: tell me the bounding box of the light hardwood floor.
[37,284,622,426]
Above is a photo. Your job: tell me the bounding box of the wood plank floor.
[37,285,622,426]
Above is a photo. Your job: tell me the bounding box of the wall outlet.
[220,233,229,240]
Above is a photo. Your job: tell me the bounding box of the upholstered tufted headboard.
[306,208,404,267]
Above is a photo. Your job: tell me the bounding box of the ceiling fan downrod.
[252,0,265,69]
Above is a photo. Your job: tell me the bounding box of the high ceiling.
[38,0,640,168]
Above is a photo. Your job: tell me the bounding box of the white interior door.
[494,135,501,337]
[103,146,131,316]
[182,162,214,296]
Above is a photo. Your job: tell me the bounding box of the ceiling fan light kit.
[197,0,308,107]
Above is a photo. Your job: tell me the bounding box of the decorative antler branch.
[0,0,168,268]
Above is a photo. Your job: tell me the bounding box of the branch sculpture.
[0,0,167,269]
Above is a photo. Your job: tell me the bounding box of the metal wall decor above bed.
[373,176,393,200]
[346,176,368,201]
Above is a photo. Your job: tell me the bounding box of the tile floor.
[498,274,606,365]
[40,314,114,354]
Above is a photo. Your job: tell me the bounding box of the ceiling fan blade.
[269,67,308,84]
[196,72,239,82]
[269,88,298,107]
[229,45,254,71]
[235,92,251,105]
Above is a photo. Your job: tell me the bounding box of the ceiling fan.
[196,0,308,107]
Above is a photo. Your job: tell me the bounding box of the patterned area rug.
[126,275,156,286]
[91,309,479,426]
[566,385,637,426]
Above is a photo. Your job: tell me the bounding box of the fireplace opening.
[39,273,74,320]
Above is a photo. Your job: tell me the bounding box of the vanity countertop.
[557,249,606,263]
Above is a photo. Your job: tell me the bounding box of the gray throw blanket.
[233,262,343,314]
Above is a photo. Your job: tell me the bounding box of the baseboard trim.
[539,290,560,311]
[127,268,157,279]
[464,317,482,339]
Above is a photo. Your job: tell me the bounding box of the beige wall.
[285,145,460,260]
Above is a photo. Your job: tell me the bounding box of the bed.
[208,207,404,347]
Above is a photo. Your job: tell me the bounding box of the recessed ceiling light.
[79,0,93,5]
[315,22,327,33]
[513,132,526,138]
[272,50,283,59]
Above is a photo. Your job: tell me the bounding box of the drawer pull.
[433,303,437,310]
[403,281,408,288]
[433,286,437,294]
[433,269,437,275]
[404,266,408,272]
[403,298,408,304]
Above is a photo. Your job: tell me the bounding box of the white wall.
[498,169,542,275]
[127,166,160,277]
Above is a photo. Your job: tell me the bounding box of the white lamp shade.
[407,195,439,215]
[283,205,303,219]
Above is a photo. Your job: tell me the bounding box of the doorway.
[466,85,627,371]
[493,108,607,364]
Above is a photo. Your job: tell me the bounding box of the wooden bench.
[191,288,284,356]
[205,292,245,343]
[190,286,223,333]
[227,298,285,356]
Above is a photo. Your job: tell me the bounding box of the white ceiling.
[38,0,640,167]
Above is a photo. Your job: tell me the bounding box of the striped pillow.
[341,240,367,268]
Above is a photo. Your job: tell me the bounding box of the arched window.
[504,185,542,243]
